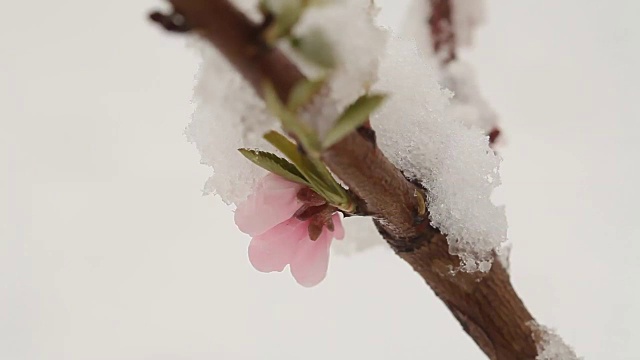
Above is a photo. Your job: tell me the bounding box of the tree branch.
[150,1,538,358]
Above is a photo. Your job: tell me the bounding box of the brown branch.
[398,233,537,358]
[150,1,538,358]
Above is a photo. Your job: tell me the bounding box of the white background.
[1,0,639,359]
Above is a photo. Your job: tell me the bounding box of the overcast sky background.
[1,0,639,359]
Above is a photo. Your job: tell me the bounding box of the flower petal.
[331,213,345,240]
[235,174,304,236]
[289,229,333,287]
[248,218,307,273]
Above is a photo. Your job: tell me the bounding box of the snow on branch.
[148,0,567,357]
[372,36,505,271]
[403,0,501,138]
[531,322,582,360]
[186,0,505,270]
[187,40,277,204]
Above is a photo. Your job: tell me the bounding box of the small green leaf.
[263,131,306,168]
[262,81,321,156]
[263,81,287,118]
[263,132,334,194]
[263,0,304,43]
[290,28,336,69]
[238,148,310,186]
[283,116,321,157]
[322,93,386,149]
[287,77,326,112]
[263,131,324,190]
[263,131,352,210]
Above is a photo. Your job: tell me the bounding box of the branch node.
[374,219,437,253]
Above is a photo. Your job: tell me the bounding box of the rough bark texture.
[150,0,538,358]
[399,233,537,358]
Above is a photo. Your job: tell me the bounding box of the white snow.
[186,40,278,205]
[531,322,582,360]
[229,0,262,22]
[496,242,512,272]
[400,0,435,58]
[451,0,486,47]
[401,0,487,53]
[287,0,387,136]
[371,36,506,271]
[402,0,497,133]
[441,59,498,132]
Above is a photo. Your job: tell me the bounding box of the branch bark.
[150,1,538,358]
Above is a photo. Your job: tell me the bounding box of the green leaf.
[290,28,336,69]
[263,80,287,118]
[263,130,306,170]
[262,81,321,156]
[306,156,350,207]
[287,77,326,112]
[322,94,386,149]
[238,148,310,186]
[263,131,322,187]
[264,131,335,200]
[263,131,352,210]
[261,0,304,43]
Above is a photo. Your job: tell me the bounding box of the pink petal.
[261,173,304,192]
[289,229,333,287]
[234,192,260,233]
[331,213,345,240]
[248,218,307,273]
[234,174,304,236]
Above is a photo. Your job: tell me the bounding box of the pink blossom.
[234,174,304,237]
[234,174,344,287]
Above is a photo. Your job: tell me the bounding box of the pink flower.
[234,174,344,287]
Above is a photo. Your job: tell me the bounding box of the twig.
[150,1,538,358]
